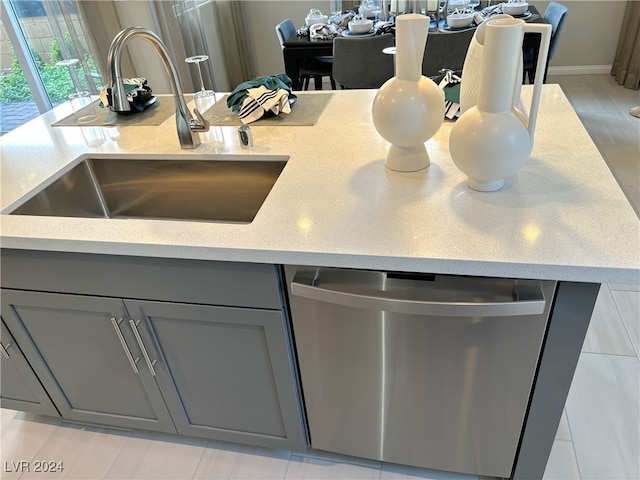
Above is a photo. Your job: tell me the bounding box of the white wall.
[529,0,625,72]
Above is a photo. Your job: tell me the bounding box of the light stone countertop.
[1,86,638,284]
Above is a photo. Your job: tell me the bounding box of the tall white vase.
[460,14,526,115]
[449,16,551,191]
[372,14,445,172]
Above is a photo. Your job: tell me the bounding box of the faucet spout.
[107,27,209,149]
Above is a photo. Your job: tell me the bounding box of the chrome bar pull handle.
[111,317,139,374]
[129,319,157,377]
[0,341,11,359]
[291,279,546,317]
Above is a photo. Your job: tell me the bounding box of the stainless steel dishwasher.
[286,266,556,478]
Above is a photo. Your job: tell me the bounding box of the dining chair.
[523,2,568,83]
[332,33,395,89]
[275,19,336,90]
[422,28,475,78]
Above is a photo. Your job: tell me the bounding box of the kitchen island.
[1,86,639,479]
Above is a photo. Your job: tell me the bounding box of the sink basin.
[9,154,288,223]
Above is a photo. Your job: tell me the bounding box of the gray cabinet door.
[1,319,59,416]
[1,290,176,433]
[124,300,305,450]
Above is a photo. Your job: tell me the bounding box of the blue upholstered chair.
[523,2,569,83]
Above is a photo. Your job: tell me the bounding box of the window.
[0,0,101,134]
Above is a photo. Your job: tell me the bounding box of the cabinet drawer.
[1,249,282,309]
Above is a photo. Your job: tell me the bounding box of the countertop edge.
[2,239,638,285]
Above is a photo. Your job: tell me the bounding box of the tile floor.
[1,75,639,479]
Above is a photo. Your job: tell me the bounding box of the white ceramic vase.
[459,14,526,116]
[449,16,551,191]
[372,14,445,172]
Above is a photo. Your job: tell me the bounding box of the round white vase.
[372,14,445,172]
[450,16,552,191]
[450,108,532,191]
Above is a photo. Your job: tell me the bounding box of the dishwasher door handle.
[291,281,545,317]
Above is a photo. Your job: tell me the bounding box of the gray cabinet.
[1,290,176,433]
[0,249,305,450]
[1,318,59,416]
[123,300,304,449]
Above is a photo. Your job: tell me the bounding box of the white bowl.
[348,19,373,33]
[306,14,328,26]
[502,2,528,16]
[447,12,474,28]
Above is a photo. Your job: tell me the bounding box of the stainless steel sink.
[10,154,288,223]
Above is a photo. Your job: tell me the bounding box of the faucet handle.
[190,108,210,132]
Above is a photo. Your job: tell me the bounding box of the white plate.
[341,29,375,37]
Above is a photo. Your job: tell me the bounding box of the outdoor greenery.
[0,36,98,104]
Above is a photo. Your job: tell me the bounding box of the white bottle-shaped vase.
[372,14,445,172]
[460,14,526,116]
[449,16,551,191]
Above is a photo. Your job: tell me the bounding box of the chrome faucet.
[107,27,209,149]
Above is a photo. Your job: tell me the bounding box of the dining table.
[282,5,545,90]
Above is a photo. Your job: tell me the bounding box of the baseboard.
[548,65,613,76]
